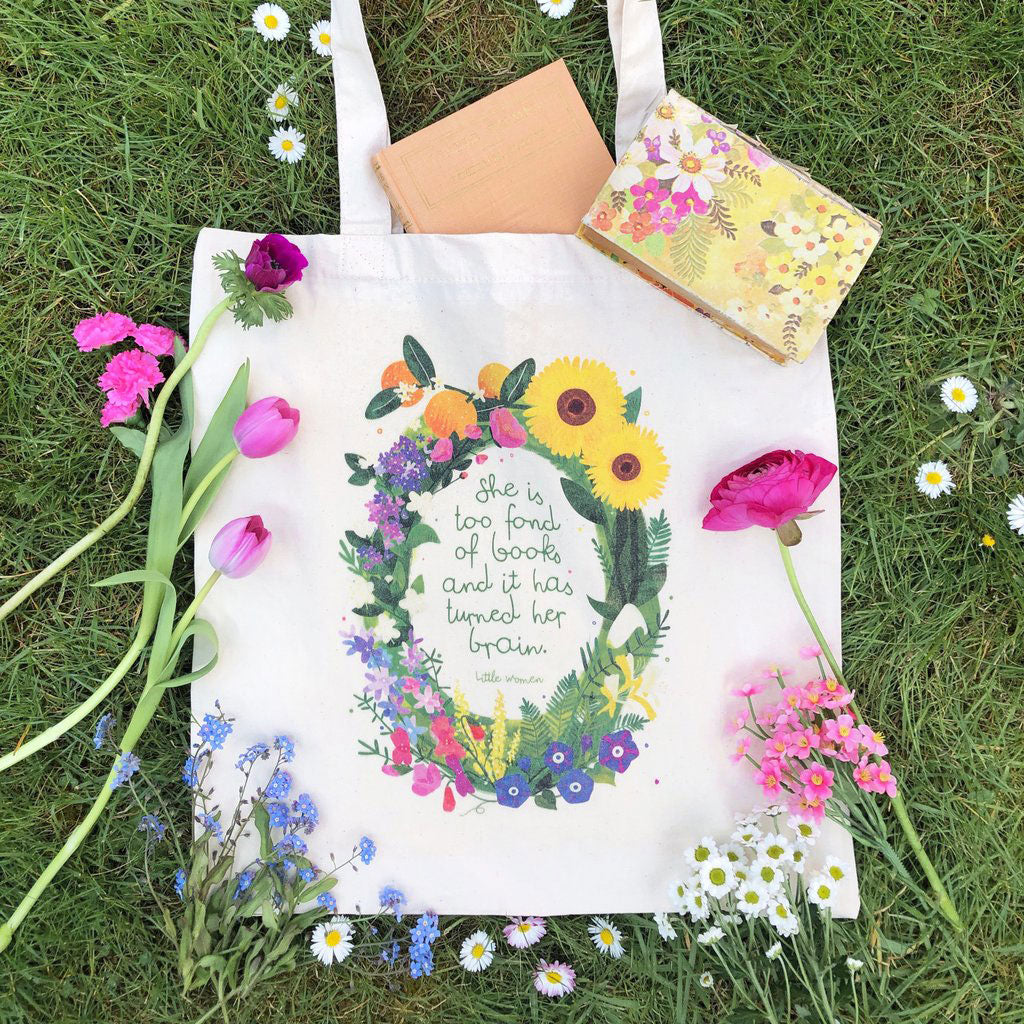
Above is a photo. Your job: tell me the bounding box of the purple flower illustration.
[376,435,429,492]
[556,768,594,804]
[599,729,639,774]
[495,772,531,808]
[543,741,574,774]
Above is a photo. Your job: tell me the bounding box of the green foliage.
[212,251,293,330]
[499,358,535,405]
[401,334,434,388]
[646,509,671,566]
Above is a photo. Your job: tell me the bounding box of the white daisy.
[756,832,793,865]
[720,841,746,866]
[1007,494,1024,535]
[915,460,954,499]
[699,971,714,989]
[588,917,624,958]
[373,612,400,644]
[309,18,332,57]
[823,856,850,883]
[533,960,575,998]
[806,872,837,911]
[349,574,376,608]
[459,930,495,972]
[765,941,783,961]
[266,83,298,121]
[758,803,785,818]
[718,913,742,926]
[735,880,771,917]
[537,0,576,19]
[846,956,864,973]
[310,916,353,965]
[940,375,978,414]
[684,837,718,870]
[652,912,677,941]
[668,877,691,911]
[699,856,736,898]
[790,846,807,875]
[697,925,724,945]
[398,587,430,618]
[750,857,785,892]
[252,3,289,41]
[766,898,799,937]
[268,125,306,164]
[504,916,546,949]
[683,888,711,922]
[731,823,763,848]
[786,815,819,846]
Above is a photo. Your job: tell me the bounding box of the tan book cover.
[372,60,613,234]
[578,91,882,364]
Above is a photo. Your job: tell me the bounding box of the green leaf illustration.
[560,477,604,525]
[499,358,535,405]
[624,387,642,424]
[402,334,435,388]
[365,388,402,419]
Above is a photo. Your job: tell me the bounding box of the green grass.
[2,0,1024,1020]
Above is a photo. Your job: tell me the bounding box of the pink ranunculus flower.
[97,349,165,405]
[74,311,136,352]
[430,437,454,462]
[100,392,142,428]
[132,323,176,356]
[464,424,483,440]
[411,762,441,796]
[702,449,837,533]
[209,514,272,578]
[243,233,308,292]
[233,396,301,458]
[489,407,527,448]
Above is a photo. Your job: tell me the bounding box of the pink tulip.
[209,515,272,578]
[489,407,527,448]
[233,397,300,458]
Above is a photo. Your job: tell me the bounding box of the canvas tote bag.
[188,0,857,915]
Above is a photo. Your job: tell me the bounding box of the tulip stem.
[179,450,239,535]
[166,571,221,658]
[774,532,963,931]
[0,295,232,626]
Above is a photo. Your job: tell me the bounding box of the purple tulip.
[233,397,301,458]
[243,234,308,293]
[209,515,272,578]
[489,407,527,448]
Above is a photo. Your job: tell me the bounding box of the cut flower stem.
[775,532,964,932]
[0,295,232,626]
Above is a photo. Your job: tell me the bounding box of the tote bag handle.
[330,0,665,235]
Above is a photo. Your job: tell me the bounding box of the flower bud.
[209,515,272,578]
[233,397,300,458]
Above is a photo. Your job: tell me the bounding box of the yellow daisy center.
[518,923,531,933]
[325,929,341,947]
[951,387,965,402]
[546,970,562,983]
[472,943,484,958]
[319,31,330,43]
[925,471,942,485]
[265,14,278,28]
[281,139,294,151]
[274,96,287,109]
[600,928,613,945]
[708,867,726,886]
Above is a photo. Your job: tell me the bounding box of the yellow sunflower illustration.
[523,357,626,457]
[584,422,669,511]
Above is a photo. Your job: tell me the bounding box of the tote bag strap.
[330,0,666,234]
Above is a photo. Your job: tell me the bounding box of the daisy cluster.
[729,651,897,825]
[915,374,1024,544]
[72,311,177,427]
[661,811,850,947]
[250,5,333,164]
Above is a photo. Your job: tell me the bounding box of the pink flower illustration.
[630,176,670,213]
[411,762,441,796]
[672,186,710,218]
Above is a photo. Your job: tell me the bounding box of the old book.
[372,60,613,234]
[578,90,882,364]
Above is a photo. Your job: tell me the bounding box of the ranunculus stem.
[774,532,964,931]
[0,295,232,626]
[179,450,239,535]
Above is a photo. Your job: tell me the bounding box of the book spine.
[371,155,421,234]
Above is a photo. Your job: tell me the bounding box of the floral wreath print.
[339,337,672,814]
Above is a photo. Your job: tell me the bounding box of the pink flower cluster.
[73,311,178,427]
[729,655,898,823]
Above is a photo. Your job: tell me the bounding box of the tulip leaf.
[624,387,642,424]
[180,360,250,543]
[365,388,402,420]
[402,334,435,388]
[499,358,535,405]
[92,568,175,591]
[158,617,219,684]
[109,425,147,458]
[560,477,604,526]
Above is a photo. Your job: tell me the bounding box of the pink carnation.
[99,393,142,428]
[98,349,165,405]
[74,311,136,352]
[132,323,176,356]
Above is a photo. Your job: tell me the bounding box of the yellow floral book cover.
[578,90,882,364]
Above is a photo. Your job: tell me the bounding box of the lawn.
[2,0,1024,1021]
